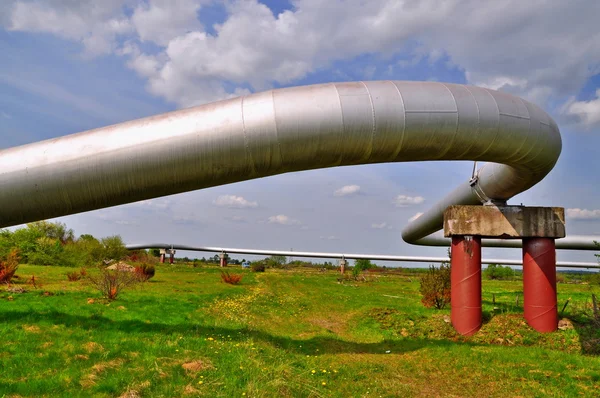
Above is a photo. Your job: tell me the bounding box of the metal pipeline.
[0,81,562,247]
[125,243,600,269]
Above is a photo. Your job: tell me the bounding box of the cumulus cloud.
[319,235,339,240]
[213,195,258,208]
[334,185,361,197]
[371,222,392,230]
[563,89,600,130]
[268,214,301,226]
[4,0,599,108]
[566,208,600,220]
[408,212,424,222]
[394,195,425,207]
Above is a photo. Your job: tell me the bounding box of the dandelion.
[311,370,316,374]
[198,381,204,385]
[240,366,243,370]
[207,337,214,341]
[322,382,326,386]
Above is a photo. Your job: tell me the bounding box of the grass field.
[1,264,599,397]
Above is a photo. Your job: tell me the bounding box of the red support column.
[169,251,174,264]
[219,253,228,267]
[451,235,482,336]
[159,254,165,264]
[523,238,557,333]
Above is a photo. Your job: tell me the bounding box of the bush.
[484,264,515,280]
[251,263,266,273]
[0,249,20,284]
[134,263,156,281]
[87,268,139,300]
[419,264,451,309]
[220,271,243,285]
[66,271,82,281]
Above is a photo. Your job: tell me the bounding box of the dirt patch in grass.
[182,358,214,375]
[183,384,200,395]
[22,325,40,333]
[80,359,124,388]
[82,342,104,353]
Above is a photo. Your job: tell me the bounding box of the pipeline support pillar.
[159,249,166,264]
[219,252,228,267]
[450,235,482,336]
[168,249,175,264]
[523,238,558,332]
[444,205,565,335]
[339,258,347,274]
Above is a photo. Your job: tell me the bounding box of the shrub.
[484,263,515,280]
[134,263,156,281]
[251,263,266,273]
[87,268,139,300]
[419,264,451,309]
[220,271,243,285]
[66,271,82,281]
[0,249,20,284]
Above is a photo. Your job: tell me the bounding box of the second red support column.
[451,235,482,336]
[522,238,558,333]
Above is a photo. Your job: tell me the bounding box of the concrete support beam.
[451,236,482,336]
[523,238,558,332]
[159,249,166,264]
[219,252,228,267]
[444,206,565,239]
[168,249,175,264]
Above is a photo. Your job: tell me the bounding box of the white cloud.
[268,214,301,226]
[563,89,600,129]
[334,185,361,197]
[371,222,392,230]
[319,235,339,240]
[7,0,132,57]
[394,195,425,207]
[131,0,206,46]
[4,0,600,109]
[408,212,424,222]
[133,199,172,210]
[566,208,600,220]
[213,195,258,209]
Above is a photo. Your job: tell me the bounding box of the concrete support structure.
[523,238,558,332]
[219,252,228,267]
[159,249,166,264]
[168,249,175,264]
[339,258,347,274]
[450,236,482,336]
[444,205,565,335]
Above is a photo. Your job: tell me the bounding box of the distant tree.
[484,264,515,280]
[100,236,127,261]
[28,221,74,244]
[150,248,161,257]
[270,255,287,265]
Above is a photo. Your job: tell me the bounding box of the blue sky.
[1,0,600,265]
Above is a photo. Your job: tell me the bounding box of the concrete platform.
[444,206,565,239]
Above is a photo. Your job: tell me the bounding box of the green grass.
[1,265,599,397]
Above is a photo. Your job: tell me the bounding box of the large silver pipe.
[414,233,600,250]
[125,243,600,269]
[0,81,561,245]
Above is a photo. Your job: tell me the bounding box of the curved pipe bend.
[0,81,561,244]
